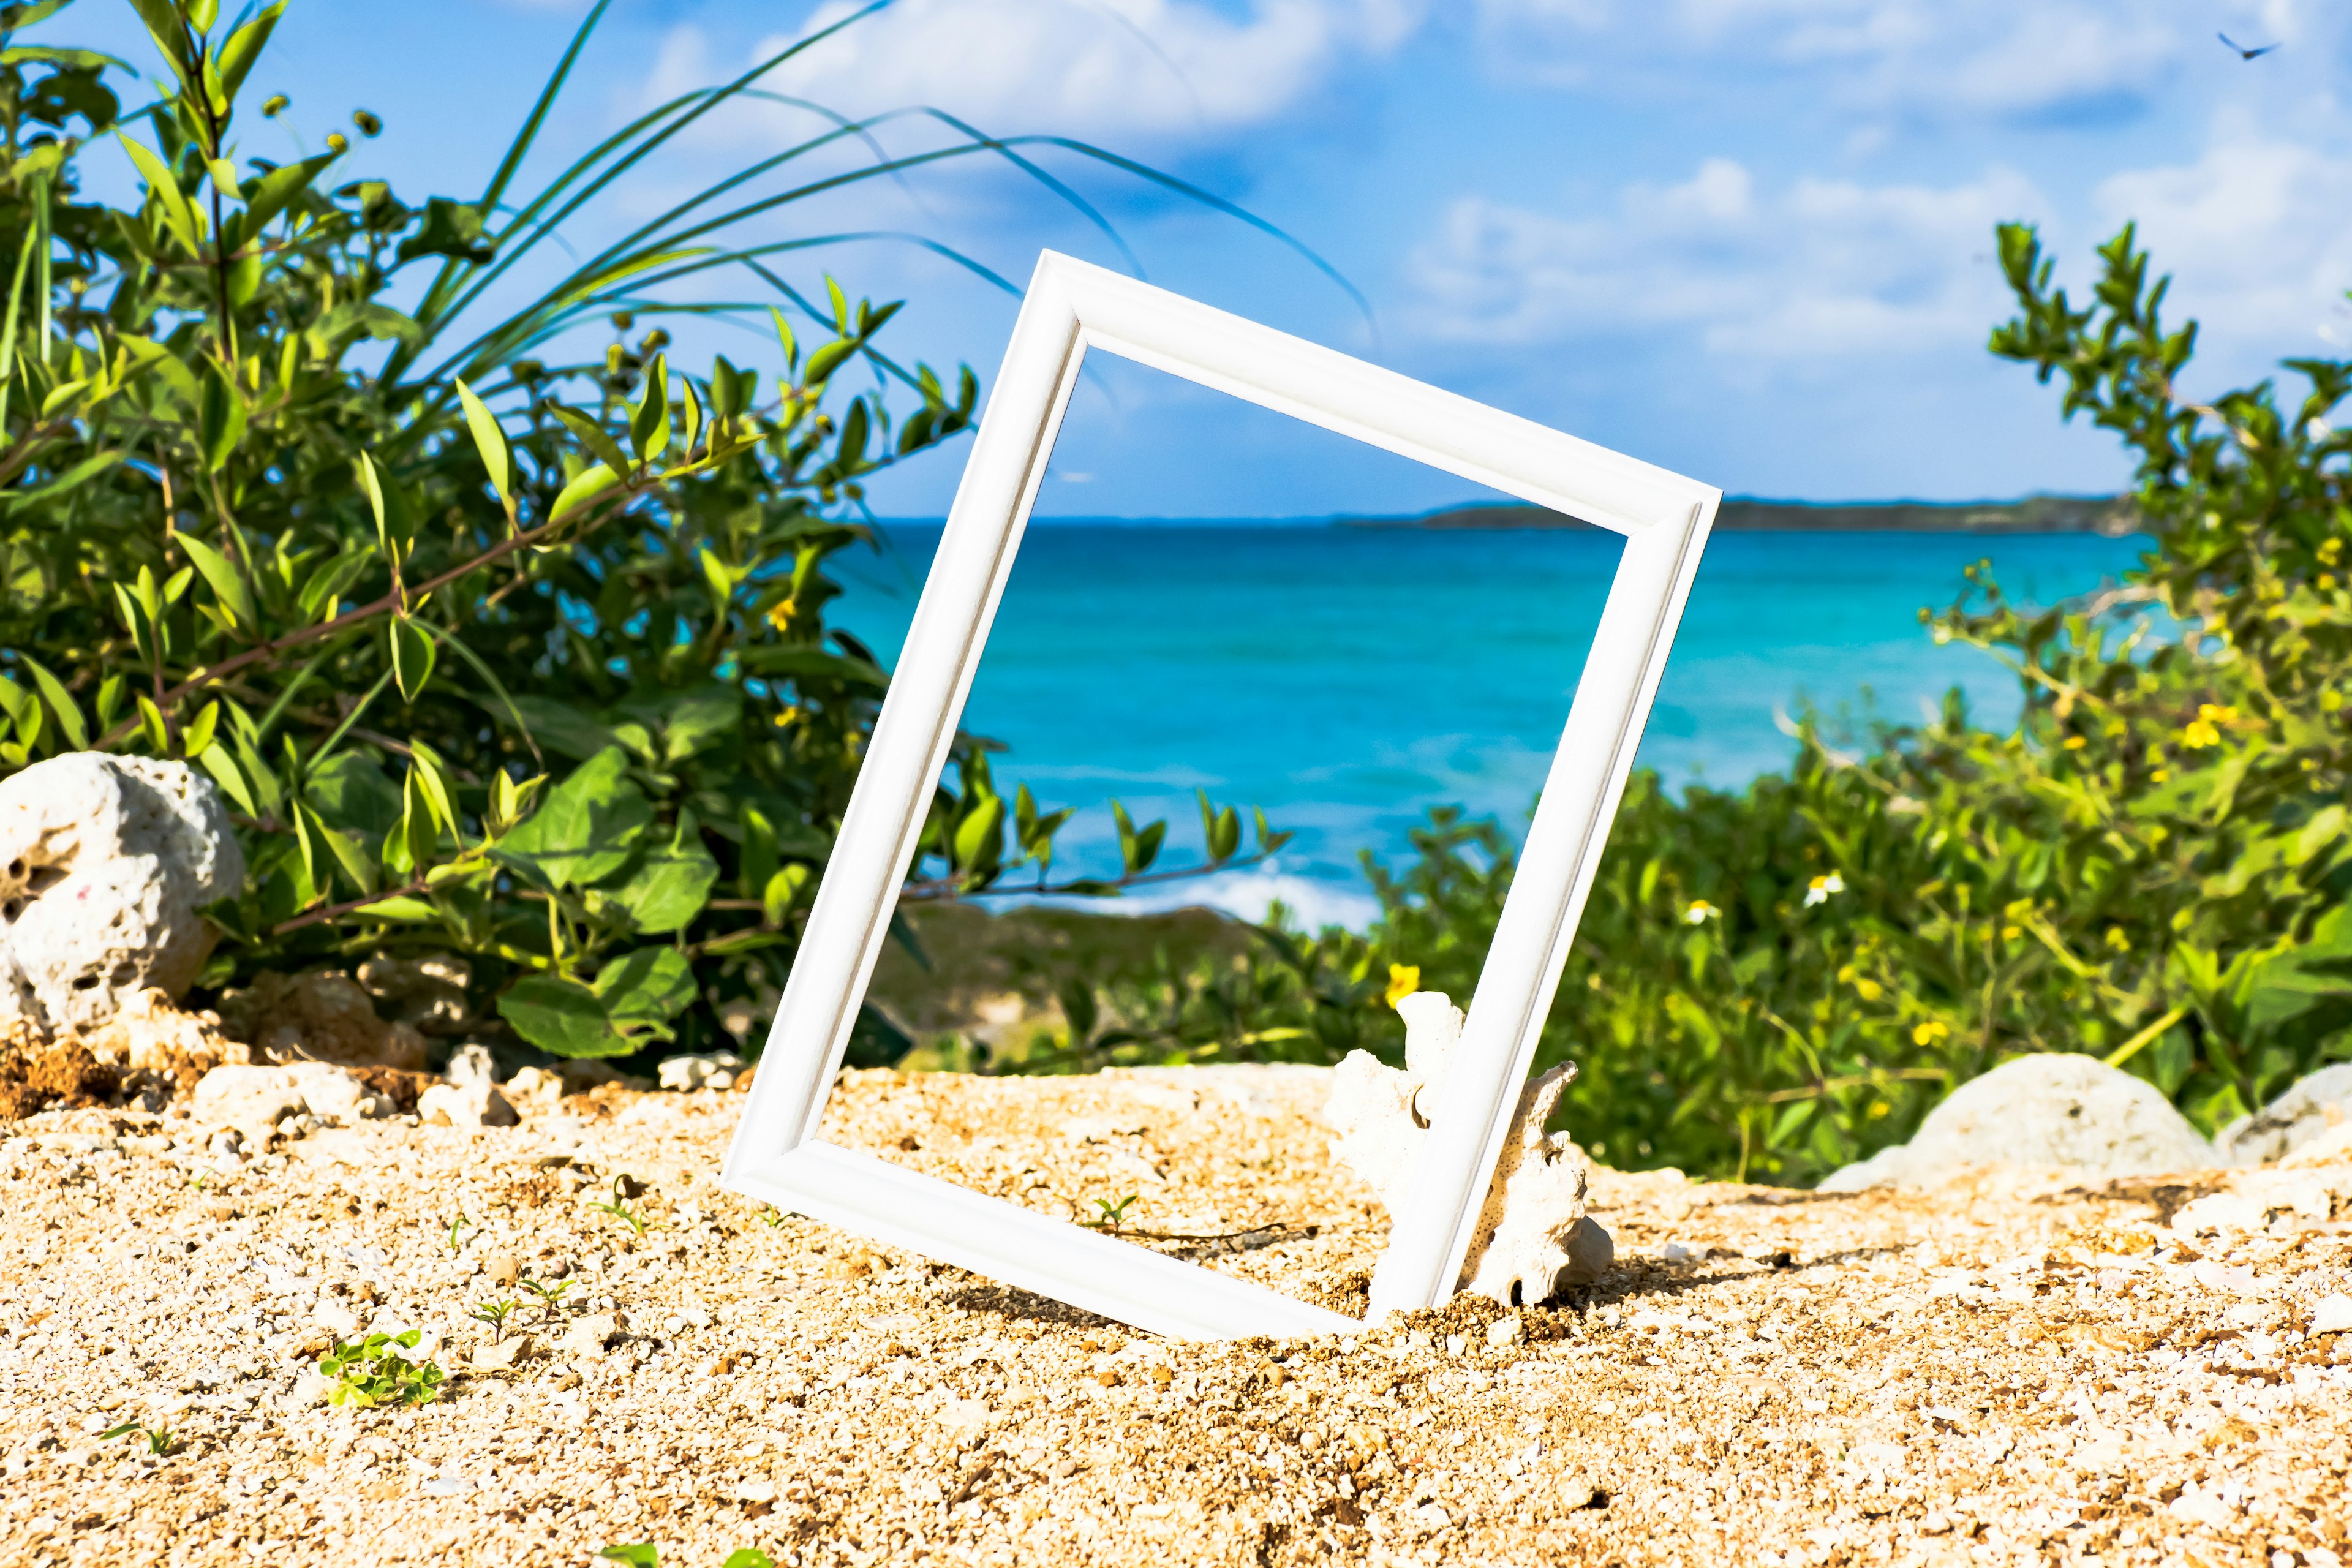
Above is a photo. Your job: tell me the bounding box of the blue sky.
[62,0,2352,514]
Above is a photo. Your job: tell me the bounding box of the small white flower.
[1804,872,1845,908]
[1684,900,1719,925]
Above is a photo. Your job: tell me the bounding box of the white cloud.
[1407,158,2043,361]
[2094,126,2352,350]
[696,0,1425,143]
[1471,0,2184,118]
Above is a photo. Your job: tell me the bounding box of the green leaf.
[499,948,694,1060]
[594,945,694,1028]
[353,895,438,921]
[501,695,616,762]
[598,1545,659,1568]
[498,974,611,1057]
[306,752,402,839]
[804,337,856,387]
[720,1551,776,1568]
[549,461,619,522]
[647,684,739,761]
[213,2,284,101]
[550,405,632,478]
[234,148,333,243]
[297,546,373,622]
[181,701,221,758]
[494,747,654,889]
[4,449,126,514]
[406,740,461,838]
[733,646,887,690]
[768,306,798,372]
[388,616,435,701]
[18,654,87,750]
[195,741,256,816]
[608,824,718,933]
[761,864,810,926]
[454,377,511,503]
[297,802,379,896]
[954,793,1003,875]
[118,134,200,255]
[198,362,246,473]
[629,354,669,461]
[710,355,745,419]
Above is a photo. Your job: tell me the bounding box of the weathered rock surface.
[418,1080,519,1129]
[188,1064,306,1137]
[187,1061,393,1133]
[1819,1052,2219,1191]
[1328,990,1603,1306]
[0,1017,116,1118]
[215,968,428,1071]
[0,753,244,1033]
[356,952,472,1033]
[2217,1061,2352,1166]
[80,987,242,1087]
[658,1050,744,1091]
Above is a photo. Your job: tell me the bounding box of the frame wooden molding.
[722,251,1719,1338]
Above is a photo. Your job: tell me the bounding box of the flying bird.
[2217,32,2280,59]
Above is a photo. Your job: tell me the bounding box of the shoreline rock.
[1820,1052,2218,1191]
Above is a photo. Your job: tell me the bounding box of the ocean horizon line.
[873,491,2139,534]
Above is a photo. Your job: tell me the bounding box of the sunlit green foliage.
[0,0,1283,1062]
[998,225,2352,1185]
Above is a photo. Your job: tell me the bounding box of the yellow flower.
[2001,925,2021,941]
[2061,735,2087,750]
[2179,717,2220,749]
[1912,1020,1949,1046]
[1853,978,1883,1001]
[2150,767,2170,783]
[2104,927,2130,952]
[1384,964,1421,1009]
[2323,574,2340,591]
[2198,703,2238,724]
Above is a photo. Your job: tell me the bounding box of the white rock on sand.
[0,754,244,1033]
[189,1062,394,1134]
[418,1080,520,1129]
[2217,1061,2352,1166]
[658,1051,743,1091]
[1328,990,1610,1305]
[1819,1052,2218,1191]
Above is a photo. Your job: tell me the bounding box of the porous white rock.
[444,1043,497,1090]
[2217,1062,2352,1166]
[658,1051,744,1091]
[189,1061,390,1130]
[0,754,244,1033]
[281,1061,393,1122]
[417,1080,519,1129]
[556,1311,622,1359]
[502,1065,564,1111]
[1819,1052,2218,1191]
[1327,990,1604,1306]
[189,1065,306,1139]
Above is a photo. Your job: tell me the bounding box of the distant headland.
[1339,494,2139,535]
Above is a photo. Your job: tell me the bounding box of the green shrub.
[1008,224,2352,1185]
[0,0,1289,1065]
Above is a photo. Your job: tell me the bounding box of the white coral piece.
[1328,990,1608,1306]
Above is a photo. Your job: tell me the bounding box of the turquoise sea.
[832,524,2151,929]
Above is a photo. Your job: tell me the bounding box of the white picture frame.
[721,251,1720,1339]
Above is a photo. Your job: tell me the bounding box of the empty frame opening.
[819,351,1628,1300]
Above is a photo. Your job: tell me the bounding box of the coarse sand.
[2,1063,2348,1567]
